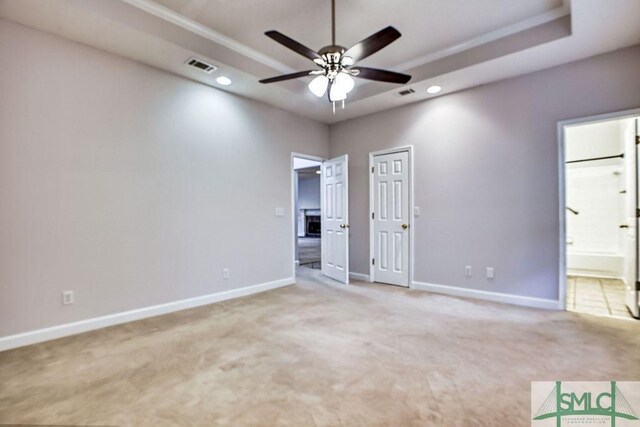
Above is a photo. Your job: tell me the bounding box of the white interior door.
[372,151,410,287]
[321,155,349,284]
[627,118,640,318]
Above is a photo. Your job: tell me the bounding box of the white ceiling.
[1,0,639,124]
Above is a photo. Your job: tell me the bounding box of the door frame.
[368,146,415,287]
[291,152,326,279]
[557,107,640,311]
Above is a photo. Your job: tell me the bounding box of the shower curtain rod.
[565,153,624,164]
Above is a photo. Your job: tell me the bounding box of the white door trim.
[291,153,325,279]
[369,146,415,287]
[557,107,640,311]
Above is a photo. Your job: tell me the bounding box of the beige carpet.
[1,268,639,426]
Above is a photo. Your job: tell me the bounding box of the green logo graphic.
[533,381,639,426]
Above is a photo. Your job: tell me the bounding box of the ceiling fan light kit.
[259,0,411,112]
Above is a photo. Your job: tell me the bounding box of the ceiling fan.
[259,0,411,107]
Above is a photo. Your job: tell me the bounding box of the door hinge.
[371,166,374,173]
[636,135,640,145]
[372,258,375,265]
[636,281,640,291]
[372,212,375,219]
[636,208,640,219]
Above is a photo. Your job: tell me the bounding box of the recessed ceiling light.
[216,76,232,86]
[427,85,442,94]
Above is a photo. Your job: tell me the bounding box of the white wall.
[0,19,329,338]
[329,45,640,301]
[564,118,638,280]
[565,166,623,252]
[566,120,625,256]
[565,163,625,278]
[565,120,625,164]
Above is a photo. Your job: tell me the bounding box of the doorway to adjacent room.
[292,154,350,284]
[560,111,640,320]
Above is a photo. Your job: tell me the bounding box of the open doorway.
[293,156,323,271]
[561,112,640,320]
[291,153,350,284]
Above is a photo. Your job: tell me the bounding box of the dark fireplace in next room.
[304,209,321,237]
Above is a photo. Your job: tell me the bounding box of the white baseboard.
[349,272,370,282]
[412,281,559,310]
[0,277,294,352]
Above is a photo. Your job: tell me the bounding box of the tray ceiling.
[1,0,639,124]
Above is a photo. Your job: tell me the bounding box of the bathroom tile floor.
[567,276,634,320]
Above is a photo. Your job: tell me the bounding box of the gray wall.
[0,19,329,337]
[2,15,640,339]
[330,45,640,300]
[297,174,321,210]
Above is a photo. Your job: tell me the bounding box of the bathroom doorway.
[560,112,640,319]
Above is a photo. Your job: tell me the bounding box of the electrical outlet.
[223,268,230,279]
[62,290,74,305]
[465,265,472,277]
[486,267,495,279]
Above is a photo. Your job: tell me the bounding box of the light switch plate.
[275,207,284,216]
[62,290,74,305]
[414,207,421,217]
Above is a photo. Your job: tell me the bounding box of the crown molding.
[120,0,295,74]
[395,2,571,72]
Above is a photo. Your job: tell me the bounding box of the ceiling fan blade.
[343,26,401,63]
[259,70,315,84]
[352,67,411,84]
[265,31,321,61]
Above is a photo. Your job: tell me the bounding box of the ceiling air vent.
[186,57,217,74]
[397,88,415,97]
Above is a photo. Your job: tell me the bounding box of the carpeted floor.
[1,268,639,426]
[297,237,321,267]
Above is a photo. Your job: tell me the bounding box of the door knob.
[340,224,350,229]
[402,224,409,230]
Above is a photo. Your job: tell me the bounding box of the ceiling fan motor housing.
[318,45,354,80]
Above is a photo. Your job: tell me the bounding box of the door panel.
[322,155,349,284]
[373,151,410,287]
[394,232,403,272]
